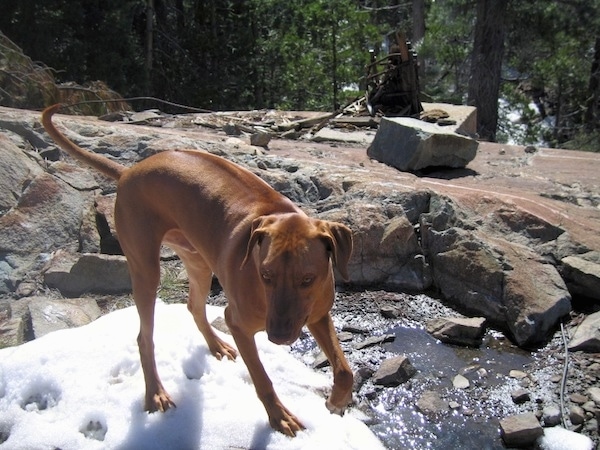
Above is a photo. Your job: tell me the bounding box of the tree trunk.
[584,37,600,131]
[467,0,508,142]
[145,0,154,94]
[412,0,425,43]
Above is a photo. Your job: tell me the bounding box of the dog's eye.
[261,271,272,283]
[301,275,314,287]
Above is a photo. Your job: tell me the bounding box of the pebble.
[509,370,528,379]
[511,388,531,404]
[570,393,589,405]
[452,374,470,389]
[570,405,586,425]
[542,404,562,427]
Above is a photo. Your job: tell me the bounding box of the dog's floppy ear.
[241,216,271,269]
[319,221,353,281]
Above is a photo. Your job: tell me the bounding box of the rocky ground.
[119,260,600,449]
[1,105,600,448]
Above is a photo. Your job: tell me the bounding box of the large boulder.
[366,117,478,171]
[0,139,95,293]
[420,195,572,347]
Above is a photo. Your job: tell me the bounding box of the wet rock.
[509,369,529,380]
[426,316,486,347]
[500,412,543,447]
[367,117,478,171]
[43,251,131,297]
[354,333,395,350]
[569,310,600,352]
[353,366,374,392]
[561,252,600,302]
[416,390,448,415]
[27,296,102,338]
[542,404,562,427]
[452,374,470,389]
[372,355,417,387]
[511,388,531,404]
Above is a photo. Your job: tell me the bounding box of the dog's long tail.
[41,104,126,181]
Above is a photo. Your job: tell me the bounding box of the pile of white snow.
[0,302,383,449]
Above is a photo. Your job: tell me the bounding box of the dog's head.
[241,213,352,345]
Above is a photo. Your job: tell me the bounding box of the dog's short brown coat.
[41,104,353,437]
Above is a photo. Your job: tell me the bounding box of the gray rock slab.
[367,116,478,171]
[561,252,600,301]
[426,316,486,347]
[569,310,600,352]
[28,296,101,338]
[311,127,375,145]
[43,251,131,297]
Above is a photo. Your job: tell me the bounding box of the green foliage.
[418,0,474,103]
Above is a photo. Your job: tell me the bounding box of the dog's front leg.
[225,307,305,437]
[307,314,353,414]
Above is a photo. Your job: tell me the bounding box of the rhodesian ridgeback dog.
[41,104,353,437]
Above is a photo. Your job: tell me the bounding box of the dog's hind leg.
[125,240,176,412]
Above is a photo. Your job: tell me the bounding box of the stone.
[372,355,417,386]
[542,404,562,427]
[27,296,101,338]
[509,370,529,380]
[354,333,395,350]
[426,316,486,347]
[421,102,478,136]
[353,366,374,392]
[569,310,600,352]
[312,127,374,145]
[380,305,400,319]
[416,390,448,415]
[0,317,25,348]
[320,202,431,290]
[511,388,531,404]
[250,131,272,148]
[587,387,600,406]
[499,413,543,447]
[452,374,470,389]
[367,116,478,171]
[561,252,600,301]
[569,405,586,425]
[570,393,589,404]
[43,251,131,297]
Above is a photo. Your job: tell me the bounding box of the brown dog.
[41,104,353,437]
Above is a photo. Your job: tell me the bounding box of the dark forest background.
[1,0,599,149]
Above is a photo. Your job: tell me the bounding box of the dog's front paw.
[146,391,176,413]
[325,398,347,416]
